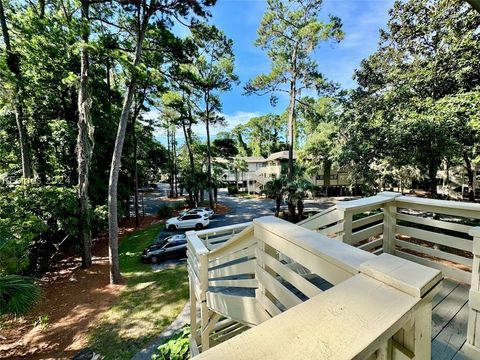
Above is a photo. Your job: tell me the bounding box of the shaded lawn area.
[88,223,189,359]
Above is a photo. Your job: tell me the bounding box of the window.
[182,215,196,220]
[163,242,176,249]
[316,175,324,180]
[330,174,338,180]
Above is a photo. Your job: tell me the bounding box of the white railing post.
[199,251,210,351]
[337,209,353,244]
[378,192,402,254]
[465,227,480,358]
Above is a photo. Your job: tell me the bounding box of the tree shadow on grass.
[89,224,189,360]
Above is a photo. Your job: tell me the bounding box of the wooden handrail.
[254,216,375,276]
[195,253,442,360]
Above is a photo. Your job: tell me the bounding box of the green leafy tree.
[245,0,343,183]
[0,0,33,178]
[186,23,238,209]
[232,114,286,158]
[348,0,480,197]
[245,0,343,217]
[105,0,216,284]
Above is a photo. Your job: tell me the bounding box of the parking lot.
[146,187,340,270]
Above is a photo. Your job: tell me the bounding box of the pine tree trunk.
[0,0,33,179]
[77,1,93,269]
[205,103,214,209]
[134,129,140,228]
[182,119,195,206]
[464,151,475,202]
[108,19,147,285]
[286,49,297,222]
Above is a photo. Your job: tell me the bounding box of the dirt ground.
[0,216,160,360]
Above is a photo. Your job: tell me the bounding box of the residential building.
[217,150,358,195]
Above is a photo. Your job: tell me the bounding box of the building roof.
[266,151,297,162]
[214,156,266,163]
[244,156,266,163]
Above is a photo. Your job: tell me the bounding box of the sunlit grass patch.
[89,224,189,359]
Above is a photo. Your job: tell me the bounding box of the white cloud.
[146,109,264,145]
[192,111,263,137]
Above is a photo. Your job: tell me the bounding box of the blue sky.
[153,0,396,140]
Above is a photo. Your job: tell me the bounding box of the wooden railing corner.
[466,226,480,357]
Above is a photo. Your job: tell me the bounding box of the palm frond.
[0,275,40,315]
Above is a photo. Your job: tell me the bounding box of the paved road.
[148,188,347,270]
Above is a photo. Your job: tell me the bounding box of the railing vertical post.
[465,227,480,357]
[199,252,210,351]
[379,192,401,254]
[338,209,353,244]
[189,276,197,342]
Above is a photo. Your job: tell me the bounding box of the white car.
[166,213,210,231]
[180,207,215,219]
[195,207,215,218]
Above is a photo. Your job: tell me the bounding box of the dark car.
[141,239,187,263]
[155,233,186,245]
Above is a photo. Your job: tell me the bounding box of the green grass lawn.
[89,223,189,359]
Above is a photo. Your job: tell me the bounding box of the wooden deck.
[433,279,469,360]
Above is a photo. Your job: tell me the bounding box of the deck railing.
[187,209,444,358]
[300,192,480,285]
[186,193,480,358]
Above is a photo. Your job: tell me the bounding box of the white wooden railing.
[186,192,480,358]
[300,192,480,285]
[187,212,443,358]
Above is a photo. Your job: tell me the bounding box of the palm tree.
[263,176,286,215]
[0,275,40,315]
[287,178,313,221]
[232,156,248,191]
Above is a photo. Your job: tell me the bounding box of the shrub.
[157,201,187,220]
[227,186,238,195]
[158,205,174,219]
[152,326,190,360]
[0,275,40,315]
[91,205,108,235]
[0,184,79,275]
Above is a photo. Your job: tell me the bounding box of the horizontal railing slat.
[209,278,258,288]
[208,259,256,278]
[394,238,473,267]
[351,223,383,244]
[255,225,354,285]
[396,225,473,252]
[255,265,303,310]
[396,199,480,220]
[256,248,322,299]
[359,238,383,252]
[208,246,256,268]
[396,212,472,234]
[352,212,384,230]
[394,250,471,284]
[256,291,282,318]
[317,222,343,237]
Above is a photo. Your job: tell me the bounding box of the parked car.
[179,207,215,219]
[141,238,187,263]
[179,209,209,218]
[195,207,215,218]
[165,213,209,230]
[155,233,186,245]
